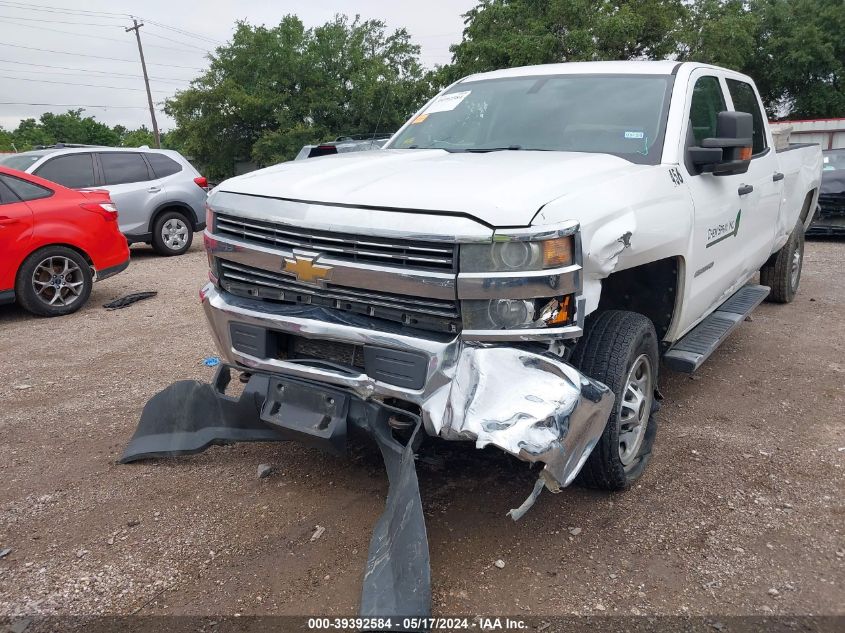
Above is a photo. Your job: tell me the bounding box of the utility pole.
[126,18,161,148]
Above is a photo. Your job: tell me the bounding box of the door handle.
[738,184,754,196]
[0,216,19,226]
[772,172,784,182]
[147,186,161,193]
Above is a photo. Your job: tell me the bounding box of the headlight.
[205,204,214,232]
[458,227,579,335]
[460,235,574,272]
[462,296,573,330]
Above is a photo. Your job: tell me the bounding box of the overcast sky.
[0,0,476,133]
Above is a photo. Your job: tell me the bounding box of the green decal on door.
[706,210,742,248]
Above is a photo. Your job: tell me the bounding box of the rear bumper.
[201,283,614,487]
[96,257,130,281]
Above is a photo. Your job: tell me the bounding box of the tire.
[570,310,659,491]
[760,221,804,304]
[151,210,193,256]
[15,246,93,317]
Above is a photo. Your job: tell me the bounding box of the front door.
[678,71,759,336]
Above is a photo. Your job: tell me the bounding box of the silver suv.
[0,145,208,256]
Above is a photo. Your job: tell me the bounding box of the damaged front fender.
[432,347,614,493]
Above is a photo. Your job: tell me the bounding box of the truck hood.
[219,149,646,227]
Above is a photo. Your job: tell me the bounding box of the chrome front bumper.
[202,283,614,488]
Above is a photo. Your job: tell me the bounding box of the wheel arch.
[18,241,95,272]
[12,242,96,291]
[593,256,682,350]
[147,201,201,233]
[799,188,817,229]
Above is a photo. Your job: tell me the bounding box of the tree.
[165,15,429,179]
[745,0,845,119]
[441,0,685,83]
[119,125,157,148]
[38,110,121,146]
[0,128,16,152]
[446,0,844,120]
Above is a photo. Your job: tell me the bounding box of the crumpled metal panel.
[430,347,614,488]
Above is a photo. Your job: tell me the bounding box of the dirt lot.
[0,239,843,623]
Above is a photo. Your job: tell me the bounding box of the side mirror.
[689,111,753,176]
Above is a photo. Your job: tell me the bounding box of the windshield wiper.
[464,145,523,153]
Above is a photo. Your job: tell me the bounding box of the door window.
[726,79,767,155]
[100,152,151,185]
[146,153,182,178]
[0,179,17,204]
[0,174,52,201]
[688,76,726,146]
[35,153,96,188]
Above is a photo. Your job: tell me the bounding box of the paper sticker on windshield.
[412,113,429,125]
[624,131,645,139]
[426,90,471,113]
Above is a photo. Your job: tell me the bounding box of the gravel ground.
[0,239,843,622]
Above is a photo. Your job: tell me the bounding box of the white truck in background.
[124,61,823,620]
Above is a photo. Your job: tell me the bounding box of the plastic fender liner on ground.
[120,366,432,625]
[120,368,284,463]
[359,418,431,625]
[103,291,157,310]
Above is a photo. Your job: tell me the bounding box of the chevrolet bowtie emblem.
[282,254,333,285]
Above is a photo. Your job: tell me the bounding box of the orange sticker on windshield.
[412,113,429,124]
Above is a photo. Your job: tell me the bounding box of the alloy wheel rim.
[618,353,653,468]
[163,218,189,250]
[790,246,801,290]
[31,256,84,307]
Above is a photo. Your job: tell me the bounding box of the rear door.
[680,71,759,334]
[723,77,781,269]
[0,174,38,291]
[96,152,167,237]
[33,152,97,189]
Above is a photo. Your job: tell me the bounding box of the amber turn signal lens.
[739,146,753,161]
[540,295,572,326]
[542,236,574,268]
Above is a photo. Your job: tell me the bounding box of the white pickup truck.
[123,61,822,618]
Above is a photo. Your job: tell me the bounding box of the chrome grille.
[215,213,456,272]
[218,260,461,333]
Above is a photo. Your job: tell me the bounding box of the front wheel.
[570,310,659,491]
[15,246,93,317]
[760,221,804,303]
[152,210,193,256]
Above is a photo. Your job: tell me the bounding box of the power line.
[0,102,162,110]
[0,17,210,55]
[0,1,130,19]
[0,59,192,83]
[0,13,124,27]
[143,19,224,45]
[0,64,190,85]
[140,29,215,52]
[0,42,206,70]
[0,73,174,94]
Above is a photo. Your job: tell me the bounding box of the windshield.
[389,74,674,164]
[821,149,845,195]
[823,149,845,171]
[0,152,49,171]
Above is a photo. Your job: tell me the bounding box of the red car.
[0,166,130,317]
